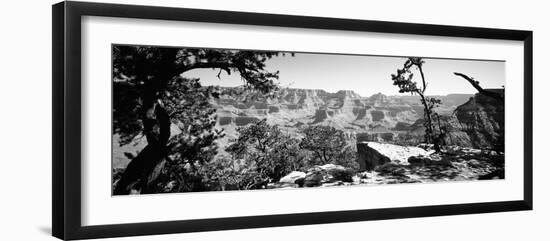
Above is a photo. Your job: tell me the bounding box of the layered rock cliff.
[444,89,504,150]
[213,87,471,134]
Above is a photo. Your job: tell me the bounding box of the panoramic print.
[112,45,505,195]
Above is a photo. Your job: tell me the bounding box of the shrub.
[225,119,308,182]
[199,157,264,191]
[300,125,358,170]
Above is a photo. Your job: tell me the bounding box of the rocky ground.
[269,143,504,189]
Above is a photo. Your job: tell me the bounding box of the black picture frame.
[52,1,533,240]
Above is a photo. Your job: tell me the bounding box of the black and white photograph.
[112,45,505,195]
[0,0,545,240]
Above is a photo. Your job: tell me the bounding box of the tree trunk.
[113,100,171,195]
[416,65,441,152]
[322,150,329,164]
[418,93,440,152]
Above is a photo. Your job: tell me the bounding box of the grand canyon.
[111,46,505,194]
[114,87,505,191]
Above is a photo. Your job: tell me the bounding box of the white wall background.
[0,0,547,240]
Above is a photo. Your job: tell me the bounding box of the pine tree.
[112,46,285,194]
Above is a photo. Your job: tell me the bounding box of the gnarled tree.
[112,46,284,194]
[391,57,442,152]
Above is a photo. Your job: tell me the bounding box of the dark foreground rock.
[303,164,356,187]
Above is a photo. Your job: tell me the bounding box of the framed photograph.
[52,1,533,240]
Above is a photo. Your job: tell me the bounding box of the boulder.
[318,164,355,182]
[407,154,451,167]
[356,142,433,170]
[407,156,429,166]
[317,163,346,171]
[304,172,324,187]
[302,164,355,187]
[294,177,305,187]
[279,171,306,184]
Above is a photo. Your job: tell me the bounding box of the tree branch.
[178,61,232,74]
[453,72,504,101]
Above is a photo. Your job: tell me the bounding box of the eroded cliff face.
[212,88,471,133]
[208,88,475,156]
[444,89,505,150]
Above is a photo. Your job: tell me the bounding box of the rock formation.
[210,88,472,146]
[271,145,504,188]
[444,89,504,150]
[356,142,433,170]
[279,171,306,184]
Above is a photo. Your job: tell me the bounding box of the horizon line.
[211,85,486,97]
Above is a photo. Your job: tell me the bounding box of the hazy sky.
[182,52,505,97]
